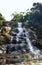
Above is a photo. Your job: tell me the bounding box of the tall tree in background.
[30,2,42,39]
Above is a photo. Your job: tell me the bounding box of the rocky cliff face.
[27,28,42,50]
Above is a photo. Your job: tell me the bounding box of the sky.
[0,0,42,21]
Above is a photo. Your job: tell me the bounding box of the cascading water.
[16,22,23,42]
[16,22,40,54]
[25,33,34,53]
[6,22,40,55]
[25,31,40,54]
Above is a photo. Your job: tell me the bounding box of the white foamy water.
[17,22,40,54]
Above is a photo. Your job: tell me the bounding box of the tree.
[0,13,5,28]
[12,12,24,22]
[11,12,24,28]
[30,2,42,38]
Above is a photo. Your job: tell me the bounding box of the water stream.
[17,22,40,54]
[5,22,40,55]
[25,31,40,54]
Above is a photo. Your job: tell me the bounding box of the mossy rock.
[0,34,11,45]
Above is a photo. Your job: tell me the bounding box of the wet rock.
[11,32,17,36]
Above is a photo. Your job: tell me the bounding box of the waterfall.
[17,22,34,50]
[25,33,40,54]
[17,22,40,54]
[26,35,34,53]
[17,22,34,53]
[9,22,40,55]
[16,22,23,42]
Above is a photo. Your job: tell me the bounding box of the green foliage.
[12,12,23,22]
[0,34,11,45]
[0,13,5,28]
[11,12,24,28]
[30,2,42,38]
